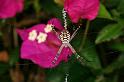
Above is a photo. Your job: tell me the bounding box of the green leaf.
[69,63,94,82]
[110,42,124,52]
[45,62,70,82]
[9,48,19,66]
[104,54,124,74]
[41,0,62,19]
[71,30,101,70]
[45,61,95,82]
[105,0,120,8]
[46,74,62,82]
[117,0,124,14]
[33,0,41,15]
[97,4,112,20]
[80,40,101,70]
[95,23,123,44]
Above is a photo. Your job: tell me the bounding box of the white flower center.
[28,30,37,41]
[44,24,53,33]
[37,32,47,43]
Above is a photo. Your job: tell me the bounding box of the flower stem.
[79,20,90,51]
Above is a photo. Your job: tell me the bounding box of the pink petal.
[48,18,64,30]
[0,0,24,19]
[15,0,24,12]
[16,29,28,41]
[46,27,62,44]
[16,24,46,40]
[17,18,73,68]
[0,0,16,18]
[64,0,100,23]
[21,41,54,68]
[21,40,72,68]
[60,47,72,61]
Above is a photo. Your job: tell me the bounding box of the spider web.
[13,30,120,66]
[0,25,121,67]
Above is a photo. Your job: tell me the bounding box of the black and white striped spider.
[52,9,85,65]
[52,26,81,64]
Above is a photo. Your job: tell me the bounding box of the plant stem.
[79,20,90,52]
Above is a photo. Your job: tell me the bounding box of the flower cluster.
[16,0,100,68]
[28,24,52,44]
[64,0,100,23]
[0,0,24,19]
[16,18,72,68]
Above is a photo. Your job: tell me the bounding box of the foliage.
[0,0,124,82]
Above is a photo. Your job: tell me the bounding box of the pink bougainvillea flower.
[64,0,100,23]
[16,18,72,68]
[0,0,24,19]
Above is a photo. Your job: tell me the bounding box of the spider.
[52,9,86,65]
[52,26,82,64]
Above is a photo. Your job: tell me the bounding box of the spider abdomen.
[59,30,70,43]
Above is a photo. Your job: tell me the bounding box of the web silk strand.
[62,9,67,30]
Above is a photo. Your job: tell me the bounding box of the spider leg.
[67,43,87,65]
[67,43,76,54]
[52,26,61,39]
[52,44,65,65]
[70,26,80,41]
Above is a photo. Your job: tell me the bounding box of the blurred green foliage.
[0,0,124,82]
